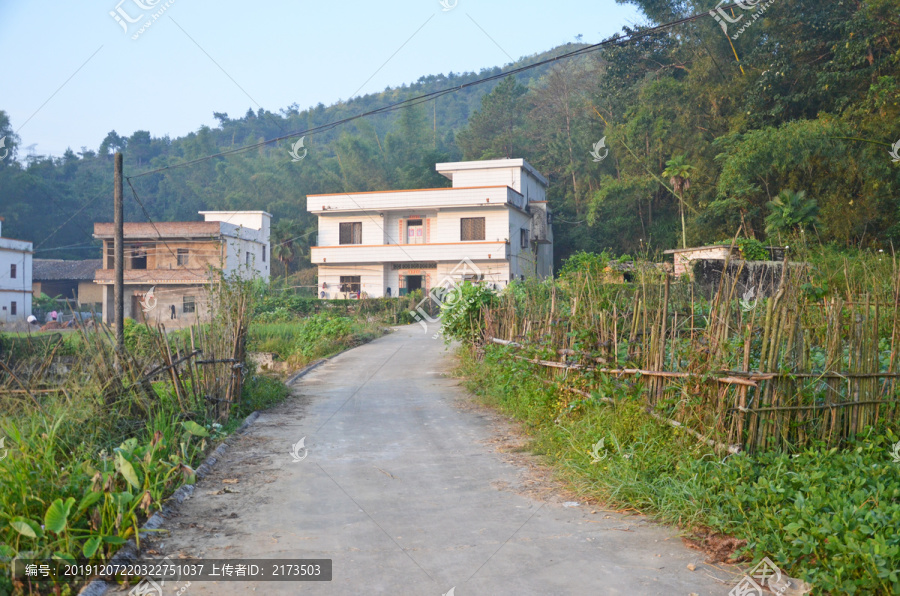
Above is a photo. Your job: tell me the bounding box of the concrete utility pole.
[114,152,124,353]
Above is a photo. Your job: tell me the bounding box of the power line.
[32,6,733,262]
[125,178,182,264]
[32,188,107,251]
[125,5,735,181]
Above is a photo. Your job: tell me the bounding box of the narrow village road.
[116,323,732,595]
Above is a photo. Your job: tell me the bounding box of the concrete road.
[116,323,732,595]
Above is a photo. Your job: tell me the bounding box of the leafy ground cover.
[457,345,900,595]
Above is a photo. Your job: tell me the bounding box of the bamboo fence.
[482,257,900,453]
[0,279,252,424]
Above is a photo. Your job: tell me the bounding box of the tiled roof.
[93,268,216,284]
[93,222,221,239]
[34,259,102,281]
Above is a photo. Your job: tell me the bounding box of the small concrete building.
[308,159,553,298]
[33,259,103,311]
[0,217,33,323]
[93,211,270,326]
[664,245,736,277]
[664,244,788,277]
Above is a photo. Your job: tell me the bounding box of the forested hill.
[2,0,900,271]
[0,43,584,264]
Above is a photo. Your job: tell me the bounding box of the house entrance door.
[406,219,423,244]
[406,275,423,293]
[132,295,146,322]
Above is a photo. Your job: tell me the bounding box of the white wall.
[317,264,385,298]
[448,168,517,190]
[318,260,513,299]
[221,235,269,280]
[201,211,270,236]
[318,207,514,246]
[203,212,271,281]
[432,207,511,243]
[437,159,548,200]
[0,238,33,322]
[507,209,537,280]
[317,212,389,246]
[384,211,437,244]
[520,170,547,203]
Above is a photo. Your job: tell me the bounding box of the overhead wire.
[124,5,737,181]
[35,5,735,259]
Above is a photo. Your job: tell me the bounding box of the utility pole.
[114,152,124,354]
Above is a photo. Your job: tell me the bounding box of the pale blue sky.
[0,1,642,159]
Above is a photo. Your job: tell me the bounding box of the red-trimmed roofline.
[307,185,524,198]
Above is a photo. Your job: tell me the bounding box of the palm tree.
[662,155,694,248]
[764,189,821,238]
[271,220,301,276]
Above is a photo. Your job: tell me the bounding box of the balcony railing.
[311,241,509,265]
[307,186,526,213]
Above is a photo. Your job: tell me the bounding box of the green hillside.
[2,0,900,270]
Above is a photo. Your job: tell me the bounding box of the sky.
[0,0,643,160]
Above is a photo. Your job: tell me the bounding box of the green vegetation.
[252,291,419,325]
[0,279,279,594]
[0,341,224,594]
[248,314,382,367]
[765,190,822,240]
[446,244,900,594]
[458,345,900,595]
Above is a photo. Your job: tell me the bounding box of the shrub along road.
[111,323,732,595]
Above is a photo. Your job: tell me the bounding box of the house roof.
[436,159,550,187]
[33,259,102,281]
[663,244,786,255]
[662,244,733,255]
[93,221,222,239]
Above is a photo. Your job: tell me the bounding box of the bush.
[437,283,497,344]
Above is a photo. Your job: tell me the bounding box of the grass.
[458,344,900,595]
[247,313,384,367]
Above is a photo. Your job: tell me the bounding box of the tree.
[0,110,18,164]
[765,190,821,239]
[271,219,302,276]
[98,130,128,157]
[456,76,529,160]
[662,155,694,249]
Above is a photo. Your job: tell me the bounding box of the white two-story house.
[308,159,553,298]
[0,217,33,323]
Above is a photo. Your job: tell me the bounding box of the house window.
[262,245,266,262]
[246,252,251,266]
[461,217,485,241]
[520,229,529,249]
[340,276,361,294]
[183,296,196,314]
[10,302,16,315]
[9,264,15,279]
[339,222,363,245]
[177,248,189,266]
[130,244,148,269]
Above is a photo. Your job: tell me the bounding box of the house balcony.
[93,268,216,284]
[311,241,510,265]
[307,186,527,214]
